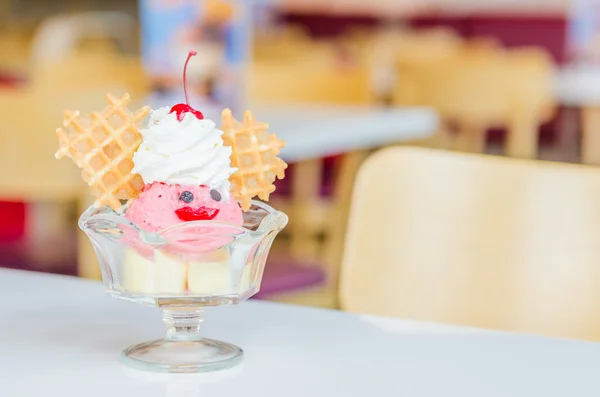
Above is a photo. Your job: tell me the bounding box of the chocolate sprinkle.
[179,191,194,203]
[210,189,222,202]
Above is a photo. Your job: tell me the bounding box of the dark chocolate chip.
[210,189,222,202]
[179,191,194,203]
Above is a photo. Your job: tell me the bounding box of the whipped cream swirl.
[132,107,236,193]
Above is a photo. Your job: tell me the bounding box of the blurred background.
[2,0,600,337]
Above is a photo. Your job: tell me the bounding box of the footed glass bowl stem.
[122,307,243,373]
[163,307,204,341]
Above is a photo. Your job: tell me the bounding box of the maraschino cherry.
[170,51,204,121]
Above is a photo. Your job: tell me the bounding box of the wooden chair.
[251,41,375,263]
[0,51,149,280]
[29,52,148,100]
[253,26,313,61]
[250,52,374,105]
[581,106,600,165]
[395,27,464,64]
[393,43,555,158]
[0,88,87,274]
[340,147,600,341]
[251,30,448,306]
[0,29,32,74]
[29,12,138,64]
[504,48,556,158]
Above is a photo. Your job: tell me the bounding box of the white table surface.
[0,270,600,397]
[3,269,600,397]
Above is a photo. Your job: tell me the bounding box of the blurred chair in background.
[582,106,600,165]
[0,28,32,77]
[253,25,314,61]
[29,51,148,100]
[340,147,600,341]
[386,27,464,106]
[29,12,137,65]
[504,48,556,158]
[393,35,555,158]
[0,89,83,273]
[252,27,451,308]
[0,16,149,279]
[250,38,374,105]
[251,36,376,266]
[38,54,147,280]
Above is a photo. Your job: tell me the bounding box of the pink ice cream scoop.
[125,182,243,232]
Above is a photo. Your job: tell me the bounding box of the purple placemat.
[254,257,326,298]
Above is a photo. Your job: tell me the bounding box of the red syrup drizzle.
[175,206,220,221]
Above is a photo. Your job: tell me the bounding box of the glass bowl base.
[121,338,243,373]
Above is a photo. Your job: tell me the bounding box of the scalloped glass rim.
[78,199,288,244]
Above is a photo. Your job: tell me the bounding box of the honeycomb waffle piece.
[55,93,150,210]
[221,109,287,211]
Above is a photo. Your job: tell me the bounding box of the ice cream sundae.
[55,51,287,295]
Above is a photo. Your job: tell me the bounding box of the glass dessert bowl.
[79,200,287,373]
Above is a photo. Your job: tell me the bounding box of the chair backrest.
[250,58,373,105]
[0,50,147,201]
[0,89,84,201]
[253,26,313,60]
[416,50,511,126]
[29,51,148,99]
[393,43,554,126]
[388,28,463,106]
[340,147,600,341]
[395,27,464,64]
[29,12,137,64]
[504,47,555,121]
[251,35,374,105]
[0,29,32,74]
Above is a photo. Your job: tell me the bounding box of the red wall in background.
[284,13,568,64]
[0,75,27,242]
[283,13,378,37]
[0,202,25,242]
[411,14,568,64]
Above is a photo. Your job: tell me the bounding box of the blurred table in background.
[257,105,438,162]
[555,65,600,107]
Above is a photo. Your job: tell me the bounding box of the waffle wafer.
[221,109,287,211]
[55,93,150,210]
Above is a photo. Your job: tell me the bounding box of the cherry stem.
[183,51,197,106]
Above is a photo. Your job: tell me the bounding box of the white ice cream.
[132,106,236,192]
